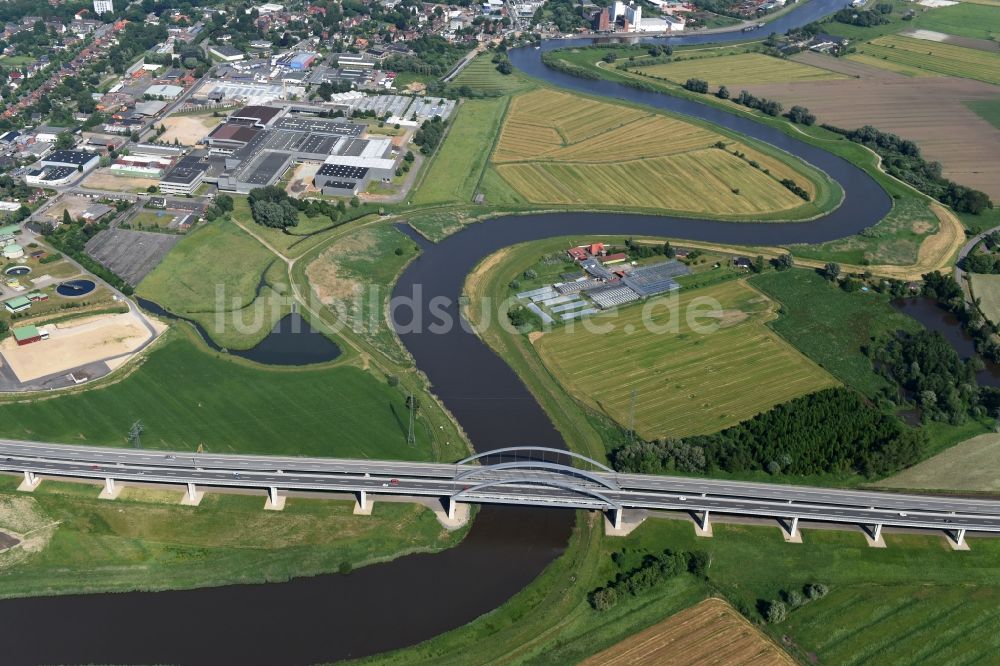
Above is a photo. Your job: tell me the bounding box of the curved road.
[0,5,965,664]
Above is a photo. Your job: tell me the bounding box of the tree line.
[589,548,709,611]
[611,387,926,479]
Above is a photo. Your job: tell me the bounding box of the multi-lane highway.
[2,440,998,544]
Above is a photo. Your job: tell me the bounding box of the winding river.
[0,7,895,664]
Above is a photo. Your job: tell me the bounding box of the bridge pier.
[432,496,470,530]
[353,490,372,516]
[180,482,204,506]
[781,516,802,543]
[265,486,285,511]
[693,510,713,538]
[864,523,886,548]
[99,476,121,500]
[946,528,970,551]
[605,507,645,536]
[17,470,39,492]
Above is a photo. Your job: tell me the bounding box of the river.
[0,6,899,663]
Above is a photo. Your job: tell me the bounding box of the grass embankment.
[410,96,510,206]
[363,514,1000,665]
[489,88,839,221]
[0,332,449,460]
[535,279,838,440]
[303,222,419,365]
[855,35,1000,85]
[0,476,465,598]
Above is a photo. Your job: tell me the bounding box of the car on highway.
[390,478,399,486]
[899,512,908,517]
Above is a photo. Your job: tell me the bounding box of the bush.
[338,561,353,575]
[589,587,619,611]
[683,78,709,93]
[765,600,787,623]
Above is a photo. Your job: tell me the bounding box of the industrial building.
[158,155,209,195]
[145,84,184,100]
[209,45,245,62]
[41,150,100,172]
[25,166,81,186]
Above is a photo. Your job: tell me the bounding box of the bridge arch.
[455,461,618,491]
[452,476,621,510]
[457,446,615,474]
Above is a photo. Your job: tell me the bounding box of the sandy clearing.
[82,170,160,193]
[737,75,1000,199]
[581,598,795,666]
[0,312,165,382]
[158,115,221,146]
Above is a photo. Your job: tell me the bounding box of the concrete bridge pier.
[353,490,372,515]
[947,528,970,551]
[782,515,802,543]
[17,470,40,492]
[694,510,713,538]
[181,482,204,506]
[864,523,886,548]
[99,476,121,500]
[605,506,645,536]
[265,486,285,511]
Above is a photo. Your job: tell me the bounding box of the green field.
[914,2,1000,40]
[749,269,920,396]
[411,97,509,205]
[966,95,1000,131]
[855,35,1000,84]
[637,52,845,85]
[303,222,419,365]
[229,196,342,258]
[137,216,281,348]
[448,55,533,95]
[0,333,440,459]
[0,476,462,598]
[534,280,838,439]
[368,514,1000,665]
[490,88,837,220]
[969,272,1000,324]
[877,431,1000,492]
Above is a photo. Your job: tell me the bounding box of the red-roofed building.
[567,246,588,261]
[597,252,627,265]
[589,242,605,256]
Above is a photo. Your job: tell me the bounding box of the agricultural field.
[491,89,833,218]
[137,216,282,349]
[749,269,923,395]
[636,52,845,86]
[0,333,436,459]
[969,272,1000,324]
[877,432,1000,492]
[854,35,1000,84]
[304,222,419,365]
[0,476,461,598]
[533,279,838,439]
[911,2,1000,41]
[966,95,1000,130]
[448,55,533,95]
[411,97,508,205]
[580,598,794,666]
[739,54,1000,200]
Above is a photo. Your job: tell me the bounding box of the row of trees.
[413,116,447,155]
[248,187,300,230]
[589,548,709,611]
[828,125,992,215]
[763,582,830,624]
[611,387,926,478]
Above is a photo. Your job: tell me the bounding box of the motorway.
[3,440,999,537]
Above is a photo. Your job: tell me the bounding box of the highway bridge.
[2,441,997,548]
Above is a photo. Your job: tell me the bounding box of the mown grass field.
[749,269,921,396]
[490,89,832,218]
[970,272,1000,324]
[637,52,845,85]
[304,222,418,365]
[855,35,1000,84]
[534,280,838,439]
[448,55,533,95]
[581,598,794,666]
[914,2,1000,40]
[0,476,461,598]
[966,96,1000,131]
[877,432,1000,492]
[411,97,508,205]
[0,333,435,459]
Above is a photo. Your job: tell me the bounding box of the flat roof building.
[229,105,283,127]
[42,150,100,171]
[209,44,245,62]
[159,156,208,195]
[145,84,184,99]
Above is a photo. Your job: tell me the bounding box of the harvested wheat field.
[581,598,795,666]
[158,114,222,146]
[638,52,846,86]
[739,53,1000,200]
[492,89,833,218]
